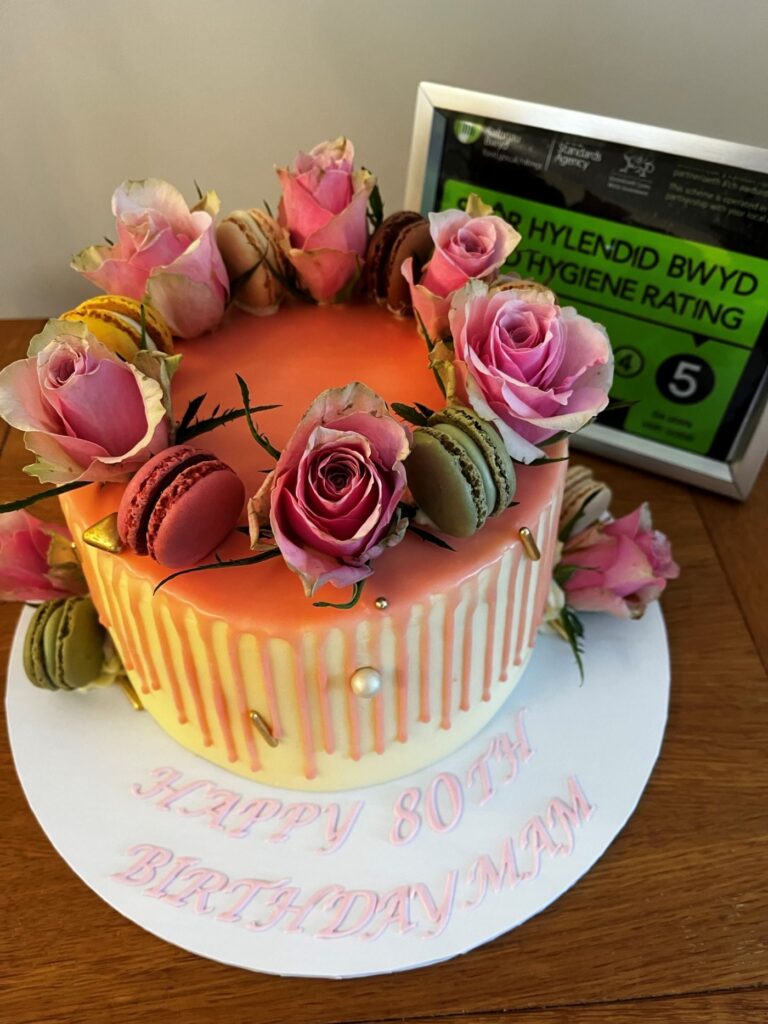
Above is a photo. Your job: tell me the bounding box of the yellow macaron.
[59,295,174,360]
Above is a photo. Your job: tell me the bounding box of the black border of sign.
[404,82,768,499]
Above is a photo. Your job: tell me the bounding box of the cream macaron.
[216,208,290,315]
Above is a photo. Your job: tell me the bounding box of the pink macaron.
[117,445,245,569]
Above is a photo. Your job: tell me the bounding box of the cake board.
[6,603,670,978]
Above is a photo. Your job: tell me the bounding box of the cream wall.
[1,0,767,316]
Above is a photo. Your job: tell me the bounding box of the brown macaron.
[366,211,433,316]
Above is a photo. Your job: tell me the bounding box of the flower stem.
[0,480,89,514]
[153,547,282,594]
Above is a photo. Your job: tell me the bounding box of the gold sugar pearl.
[519,526,541,561]
[374,596,389,610]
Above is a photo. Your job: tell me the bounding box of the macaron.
[23,596,107,691]
[216,209,290,315]
[59,295,174,360]
[560,465,612,536]
[117,444,245,568]
[366,211,433,315]
[406,406,517,537]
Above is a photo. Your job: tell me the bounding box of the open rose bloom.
[277,138,374,303]
[562,504,680,619]
[250,383,411,595]
[450,280,614,463]
[72,179,229,338]
[0,320,168,483]
[0,510,86,602]
[403,194,521,338]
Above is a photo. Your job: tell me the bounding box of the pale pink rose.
[251,383,411,595]
[562,504,679,619]
[0,511,85,602]
[71,179,229,338]
[277,138,375,303]
[0,320,168,484]
[450,280,614,462]
[402,194,520,338]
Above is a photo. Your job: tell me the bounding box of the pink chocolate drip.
[392,627,407,743]
[176,617,213,747]
[343,638,362,761]
[153,601,188,725]
[292,649,318,780]
[460,589,477,712]
[200,620,238,764]
[441,593,458,730]
[514,557,533,667]
[482,561,502,701]
[315,662,336,755]
[259,642,283,739]
[227,634,260,772]
[499,547,522,682]
[419,604,431,724]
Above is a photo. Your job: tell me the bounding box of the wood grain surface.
[0,320,766,1024]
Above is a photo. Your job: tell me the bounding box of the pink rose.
[277,138,375,303]
[0,320,169,484]
[450,281,614,462]
[562,504,680,619]
[251,383,411,595]
[0,510,86,602]
[72,179,229,338]
[402,194,520,338]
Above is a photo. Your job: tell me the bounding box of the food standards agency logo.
[453,119,484,145]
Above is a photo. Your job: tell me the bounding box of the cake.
[1,137,646,793]
[60,303,567,789]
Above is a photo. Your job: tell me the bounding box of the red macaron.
[117,445,245,569]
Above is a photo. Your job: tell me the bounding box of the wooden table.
[1,320,766,1024]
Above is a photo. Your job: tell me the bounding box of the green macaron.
[23,596,106,691]
[405,406,517,538]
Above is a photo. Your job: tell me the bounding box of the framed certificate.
[405,82,768,498]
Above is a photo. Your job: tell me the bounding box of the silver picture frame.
[404,82,768,499]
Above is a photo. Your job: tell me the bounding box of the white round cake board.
[6,603,669,978]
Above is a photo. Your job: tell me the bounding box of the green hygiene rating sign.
[440,178,768,457]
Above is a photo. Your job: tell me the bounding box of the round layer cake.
[60,303,566,790]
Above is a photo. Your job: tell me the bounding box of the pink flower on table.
[562,504,679,619]
[250,383,411,596]
[450,280,614,463]
[71,179,229,338]
[0,320,169,484]
[402,193,520,338]
[277,138,375,303]
[0,510,85,602]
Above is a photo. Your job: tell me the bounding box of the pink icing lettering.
[143,856,200,900]
[268,802,321,844]
[514,707,533,761]
[178,786,242,830]
[411,872,458,937]
[227,797,282,839]
[216,878,282,924]
[425,772,464,833]
[547,776,594,855]
[389,787,422,846]
[519,815,559,880]
[318,801,364,855]
[283,885,344,934]
[466,745,495,806]
[316,890,378,939]
[163,866,230,914]
[463,838,521,909]
[110,844,174,886]
[131,767,182,799]
[246,886,301,932]
[363,886,414,941]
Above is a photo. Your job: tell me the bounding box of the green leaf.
[560,604,586,683]
[176,401,281,444]
[154,546,282,594]
[177,394,207,435]
[194,179,204,200]
[263,199,274,219]
[526,454,570,467]
[407,523,455,551]
[540,430,570,447]
[391,402,430,427]
[366,180,384,229]
[0,480,89,514]
[313,580,365,610]
[605,397,638,413]
[236,375,281,459]
[414,402,435,419]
